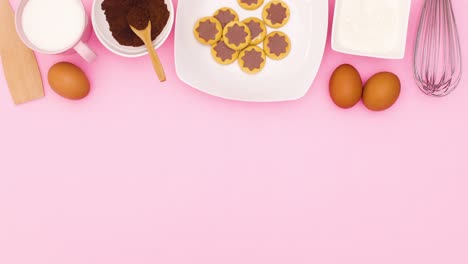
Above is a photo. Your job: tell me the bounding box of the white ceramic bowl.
[91,0,174,57]
[331,0,411,59]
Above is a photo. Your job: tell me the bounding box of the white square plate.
[175,0,328,102]
[331,0,411,59]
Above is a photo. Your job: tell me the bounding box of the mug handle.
[74,41,96,62]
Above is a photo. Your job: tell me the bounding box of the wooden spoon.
[0,0,44,104]
[128,8,166,82]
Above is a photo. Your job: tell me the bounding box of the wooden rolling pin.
[0,0,44,104]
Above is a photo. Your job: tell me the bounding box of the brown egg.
[48,62,90,100]
[363,72,401,111]
[329,64,363,109]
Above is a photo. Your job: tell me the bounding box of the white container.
[91,0,174,58]
[332,0,412,59]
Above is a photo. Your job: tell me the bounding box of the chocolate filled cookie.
[194,17,223,45]
[211,41,239,65]
[238,46,267,74]
[262,1,290,28]
[223,21,251,51]
[242,17,267,45]
[213,7,239,29]
[237,0,264,10]
[263,31,291,60]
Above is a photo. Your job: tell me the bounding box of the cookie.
[194,17,223,45]
[242,18,267,45]
[211,41,239,65]
[262,1,290,28]
[263,31,291,60]
[223,21,251,51]
[237,0,264,10]
[213,7,239,29]
[238,46,267,74]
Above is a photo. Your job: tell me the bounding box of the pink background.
[1,0,467,263]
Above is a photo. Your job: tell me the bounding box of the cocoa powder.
[102,0,169,47]
[127,7,150,30]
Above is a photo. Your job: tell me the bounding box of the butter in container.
[331,0,411,59]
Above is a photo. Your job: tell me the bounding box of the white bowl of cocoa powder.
[92,0,174,57]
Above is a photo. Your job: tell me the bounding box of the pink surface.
[1,0,467,263]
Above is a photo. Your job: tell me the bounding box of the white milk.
[334,0,408,56]
[22,0,85,52]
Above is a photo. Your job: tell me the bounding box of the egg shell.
[329,64,363,109]
[363,72,401,111]
[48,62,90,100]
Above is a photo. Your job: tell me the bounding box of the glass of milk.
[15,0,96,62]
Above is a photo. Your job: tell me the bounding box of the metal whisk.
[414,0,462,97]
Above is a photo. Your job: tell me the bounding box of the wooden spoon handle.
[0,0,44,104]
[144,36,166,82]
